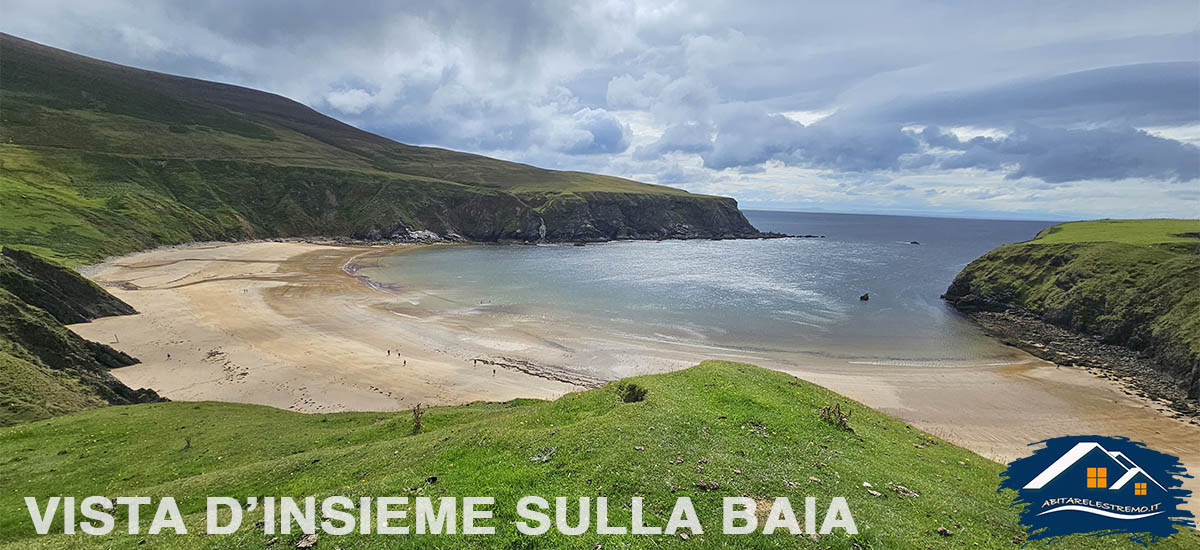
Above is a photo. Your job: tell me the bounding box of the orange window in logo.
[1135,482,1147,495]
[1087,467,1107,488]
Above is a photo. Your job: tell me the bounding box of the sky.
[4,1,1199,220]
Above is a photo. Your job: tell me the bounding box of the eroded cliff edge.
[943,221,1200,416]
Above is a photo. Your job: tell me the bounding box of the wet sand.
[69,242,1199,514]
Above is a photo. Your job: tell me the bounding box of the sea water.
[360,211,1054,367]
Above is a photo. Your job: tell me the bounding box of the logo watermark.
[1000,435,1194,545]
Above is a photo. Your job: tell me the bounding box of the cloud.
[643,61,1200,183]
[549,108,631,155]
[2,0,1198,218]
[693,115,1199,184]
[702,108,920,173]
[655,164,694,184]
[868,62,1200,128]
[605,72,669,110]
[634,122,713,160]
[325,88,377,114]
[930,124,1200,183]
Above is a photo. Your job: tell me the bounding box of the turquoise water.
[361,211,1055,366]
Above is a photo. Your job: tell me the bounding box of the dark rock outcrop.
[964,310,1196,419]
[530,192,765,242]
[0,247,137,323]
[344,190,777,244]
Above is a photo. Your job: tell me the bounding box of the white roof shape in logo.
[1109,465,1166,491]
[1022,442,1165,491]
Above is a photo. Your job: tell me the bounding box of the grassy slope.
[0,248,156,426]
[1032,219,1200,245]
[0,338,105,426]
[0,288,104,425]
[3,361,1193,549]
[0,34,731,266]
[945,219,1200,396]
[0,286,153,426]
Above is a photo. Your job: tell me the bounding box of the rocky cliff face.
[531,192,763,241]
[345,189,767,244]
[944,241,1200,401]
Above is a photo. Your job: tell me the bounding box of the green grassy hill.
[0,34,762,266]
[944,219,1200,398]
[2,361,1193,549]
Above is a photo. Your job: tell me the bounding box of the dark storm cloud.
[701,110,920,172]
[868,62,1200,128]
[929,124,1200,183]
[655,62,1200,183]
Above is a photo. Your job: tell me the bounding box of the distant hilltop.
[0,33,770,266]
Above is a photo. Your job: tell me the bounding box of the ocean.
[358,211,1056,368]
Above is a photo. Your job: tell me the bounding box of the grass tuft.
[616,382,648,403]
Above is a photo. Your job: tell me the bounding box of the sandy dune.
[69,242,1199,514]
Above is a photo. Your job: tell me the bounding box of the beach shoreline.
[962,310,1199,421]
[67,241,1200,515]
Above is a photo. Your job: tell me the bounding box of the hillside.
[0,247,161,426]
[0,34,765,266]
[2,361,1194,548]
[943,219,1200,404]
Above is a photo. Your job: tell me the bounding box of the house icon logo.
[1000,435,1194,545]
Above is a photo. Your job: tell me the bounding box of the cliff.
[943,220,1200,403]
[528,191,761,241]
[0,247,162,426]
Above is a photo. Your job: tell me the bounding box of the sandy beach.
[69,242,1199,513]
